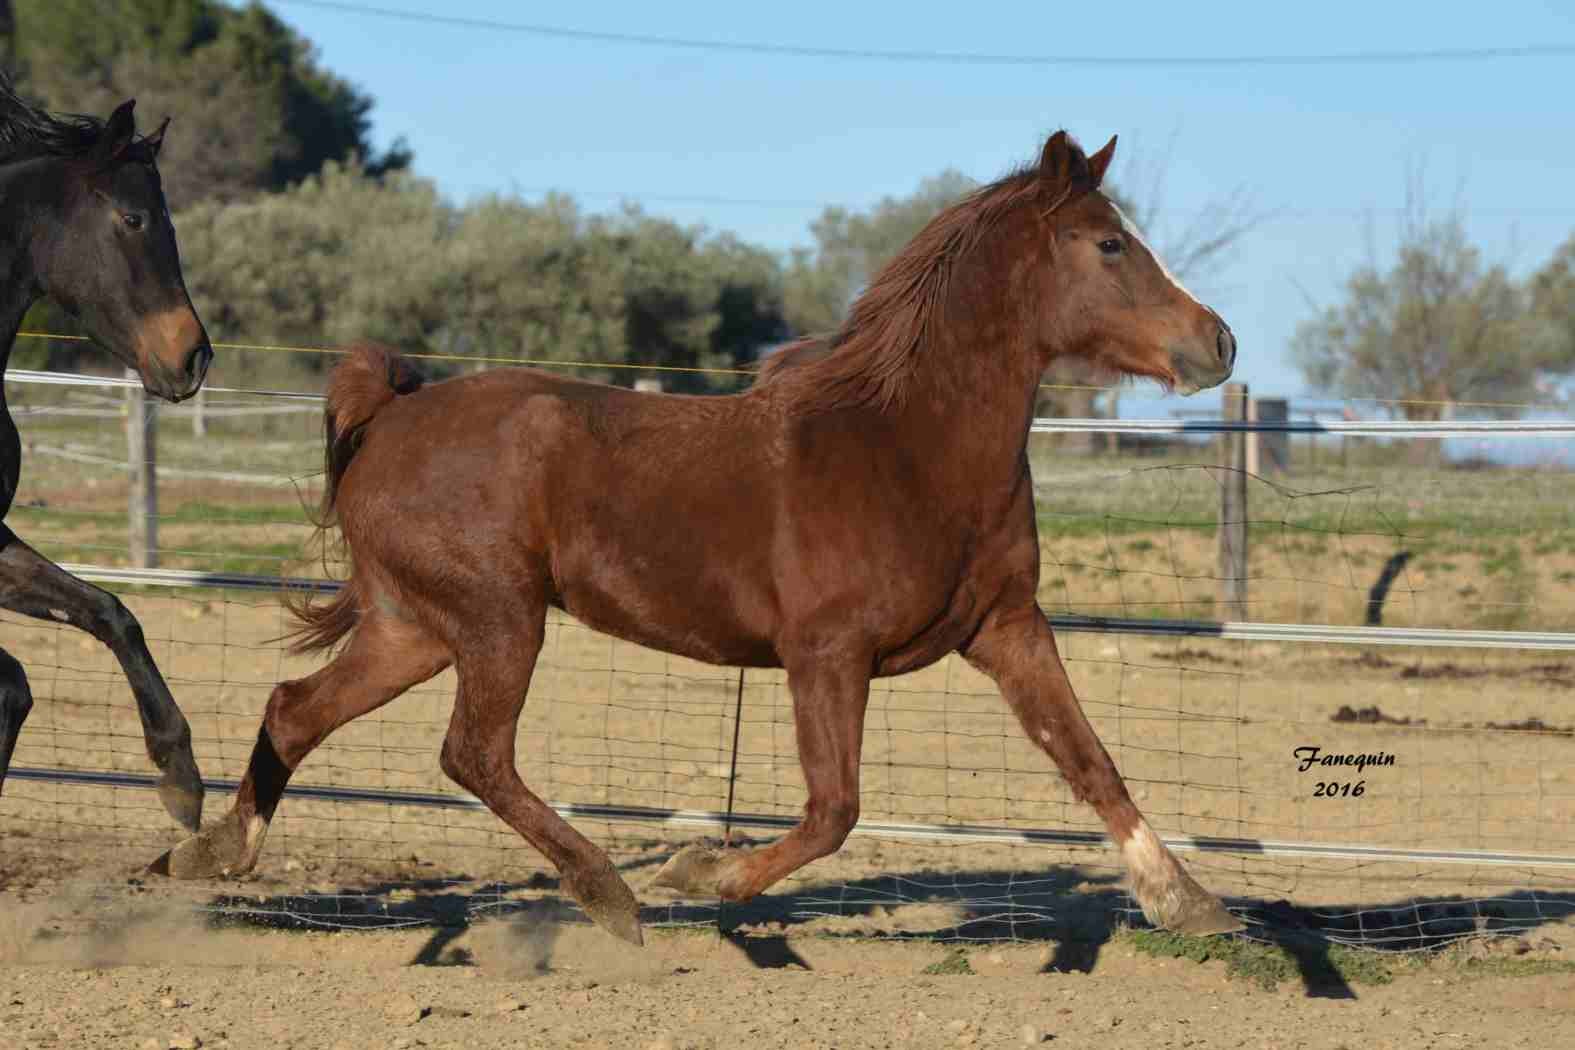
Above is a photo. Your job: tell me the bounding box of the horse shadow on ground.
[193,843,1575,1000]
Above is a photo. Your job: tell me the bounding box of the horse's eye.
[1097,238,1124,256]
[122,212,145,232]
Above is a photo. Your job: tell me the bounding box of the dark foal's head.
[1030,132,1235,394]
[35,100,211,401]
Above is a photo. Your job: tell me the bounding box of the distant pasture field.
[10,384,1575,633]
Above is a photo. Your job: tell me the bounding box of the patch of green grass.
[34,537,312,581]
[163,502,310,526]
[1128,930,1575,991]
[11,500,308,529]
[1449,955,1575,979]
[1126,538,1157,553]
[1126,930,1394,991]
[921,949,974,975]
[204,543,314,577]
[1035,513,1207,540]
[1481,548,1526,577]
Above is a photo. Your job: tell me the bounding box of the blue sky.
[270,0,1575,416]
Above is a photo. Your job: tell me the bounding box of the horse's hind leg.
[652,649,871,901]
[0,648,34,797]
[0,527,202,830]
[963,603,1241,936]
[438,611,644,946]
[150,612,450,879]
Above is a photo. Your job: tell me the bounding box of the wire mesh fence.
[3,369,1575,952]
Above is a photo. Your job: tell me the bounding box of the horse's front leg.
[963,601,1241,935]
[0,647,33,795]
[0,526,203,831]
[652,647,870,901]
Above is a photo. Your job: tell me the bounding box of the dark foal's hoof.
[567,859,644,947]
[155,749,205,833]
[648,845,726,897]
[148,811,253,880]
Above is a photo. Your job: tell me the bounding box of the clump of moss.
[921,948,974,975]
[1127,929,1393,991]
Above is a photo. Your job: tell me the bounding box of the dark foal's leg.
[963,603,1241,935]
[0,648,33,795]
[0,526,203,830]
[438,612,644,946]
[652,651,871,901]
[150,613,449,878]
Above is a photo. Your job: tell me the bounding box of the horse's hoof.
[1165,897,1244,937]
[648,845,725,897]
[156,777,204,835]
[155,753,205,833]
[567,860,644,947]
[146,813,252,880]
[1143,871,1243,936]
[584,897,645,947]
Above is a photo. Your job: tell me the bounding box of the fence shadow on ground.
[188,851,1575,1000]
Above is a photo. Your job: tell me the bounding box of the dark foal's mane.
[0,72,158,166]
[759,164,1052,412]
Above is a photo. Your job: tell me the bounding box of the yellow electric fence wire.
[14,331,1565,410]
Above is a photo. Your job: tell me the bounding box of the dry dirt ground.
[5,414,1575,1047]
[2,905,1574,1050]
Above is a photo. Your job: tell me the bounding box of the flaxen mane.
[760,167,1047,412]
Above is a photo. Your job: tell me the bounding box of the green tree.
[704,233,790,376]
[783,170,976,336]
[7,0,407,207]
[173,172,786,389]
[0,2,16,68]
[444,193,628,377]
[1530,235,1575,373]
[174,163,450,384]
[1292,213,1565,426]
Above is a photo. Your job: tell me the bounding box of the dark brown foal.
[153,130,1240,944]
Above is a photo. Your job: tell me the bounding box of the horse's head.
[42,100,211,401]
[1031,131,1235,395]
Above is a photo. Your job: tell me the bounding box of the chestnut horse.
[152,131,1240,944]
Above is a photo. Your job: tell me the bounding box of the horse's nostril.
[1217,326,1237,368]
[185,343,212,380]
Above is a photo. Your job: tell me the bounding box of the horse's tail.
[283,342,425,656]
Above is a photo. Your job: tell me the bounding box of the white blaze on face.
[1111,203,1203,308]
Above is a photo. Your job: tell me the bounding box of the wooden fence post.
[1217,383,1248,621]
[125,369,157,569]
[1245,397,1260,476]
[191,385,207,438]
[1255,397,1290,473]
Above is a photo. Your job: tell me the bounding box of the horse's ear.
[1039,129,1092,200]
[1086,135,1117,188]
[144,116,171,159]
[94,99,137,166]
